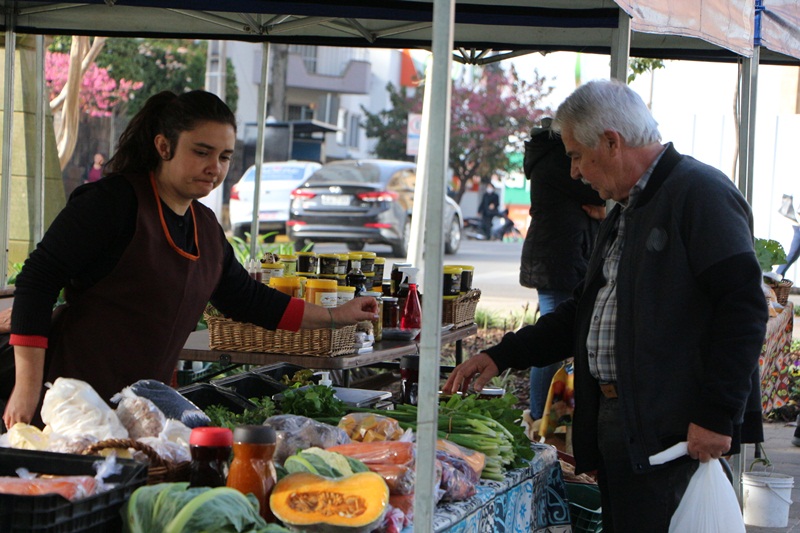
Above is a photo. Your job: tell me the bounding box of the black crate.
[251,363,310,384]
[177,382,256,414]
[0,448,146,532]
[212,372,287,400]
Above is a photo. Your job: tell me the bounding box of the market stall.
[760,300,797,415]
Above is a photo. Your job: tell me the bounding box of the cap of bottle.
[233,425,277,444]
[190,426,233,447]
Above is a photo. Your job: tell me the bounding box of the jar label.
[316,292,338,308]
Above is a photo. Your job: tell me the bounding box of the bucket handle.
[745,478,794,506]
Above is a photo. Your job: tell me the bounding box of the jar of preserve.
[382,297,400,329]
[362,291,383,342]
[359,251,376,274]
[227,425,277,523]
[295,251,318,275]
[305,279,338,308]
[278,254,298,277]
[189,427,233,488]
[318,254,339,275]
[442,266,463,297]
[269,276,301,298]
[337,285,356,306]
[373,257,386,284]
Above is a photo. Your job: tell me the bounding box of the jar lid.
[338,286,356,293]
[306,278,338,289]
[190,427,233,447]
[362,291,381,298]
[360,251,377,258]
[233,425,276,444]
[382,297,398,302]
[374,257,386,264]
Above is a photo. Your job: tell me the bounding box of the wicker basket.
[82,438,191,485]
[772,279,793,306]
[204,306,356,357]
[442,289,481,329]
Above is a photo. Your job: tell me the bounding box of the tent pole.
[249,41,271,261]
[738,51,758,204]
[35,35,45,242]
[610,9,631,82]
[413,0,453,530]
[1,23,16,288]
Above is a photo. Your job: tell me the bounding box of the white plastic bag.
[649,442,745,533]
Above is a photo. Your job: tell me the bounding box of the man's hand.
[0,307,10,334]
[442,352,499,395]
[687,422,731,462]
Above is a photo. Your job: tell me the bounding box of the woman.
[84,152,105,184]
[4,90,376,428]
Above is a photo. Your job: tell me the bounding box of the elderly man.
[444,80,767,531]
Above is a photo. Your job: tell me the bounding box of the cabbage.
[124,482,290,533]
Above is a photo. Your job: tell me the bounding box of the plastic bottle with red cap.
[188,426,233,488]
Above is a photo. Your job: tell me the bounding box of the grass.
[474,303,538,331]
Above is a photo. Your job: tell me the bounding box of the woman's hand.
[301,296,378,330]
[3,346,46,429]
[442,352,499,395]
[332,296,379,326]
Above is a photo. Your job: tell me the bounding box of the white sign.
[406,113,422,157]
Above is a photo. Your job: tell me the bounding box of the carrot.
[0,476,96,500]
[326,441,415,466]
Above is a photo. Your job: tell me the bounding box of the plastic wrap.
[367,463,415,495]
[127,380,211,428]
[436,450,478,501]
[436,438,485,479]
[40,378,128,440]
[112,389,166,439]
[46,435,99,455]
[0,476,97,500]
[326,441,415,466]
[136,437,191,464]
[265,414,350,465]
[338,413,405,442]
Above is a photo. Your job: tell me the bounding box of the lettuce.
[124,482,291,533]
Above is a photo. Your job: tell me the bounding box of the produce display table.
[180,324,478,386]
[404,443,570,533]
[760,301,797,415]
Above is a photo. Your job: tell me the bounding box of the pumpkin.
[270,471,389,532]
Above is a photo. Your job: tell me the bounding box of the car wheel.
[391,218,411,257]
[347,241,366,252]
[444,217,461,255]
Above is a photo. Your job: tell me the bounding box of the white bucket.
[742,471,794,528]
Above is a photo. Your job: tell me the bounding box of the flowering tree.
[362,62,553,203]
[46,51,142,118]
[46,36,143,169]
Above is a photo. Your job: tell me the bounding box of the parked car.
[229,160,322,238]
[287,159,462,256]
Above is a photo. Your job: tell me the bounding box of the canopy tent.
[1,0,799,529]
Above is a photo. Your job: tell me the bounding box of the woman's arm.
[3,345,45,428]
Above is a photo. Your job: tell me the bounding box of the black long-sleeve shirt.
[11,174,298,342]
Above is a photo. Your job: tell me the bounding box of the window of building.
[288,44,318,73]
[348,114,361,148]
[287,105,315,121]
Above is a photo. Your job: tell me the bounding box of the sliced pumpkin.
[270,471,389,533]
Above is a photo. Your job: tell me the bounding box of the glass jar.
[382,297,400,329]
[295,251,318,275]
[278,254,298,277]
[189,427,233,488]
[269,276,302,298]
[362,291,383,342]
[227,425,277,523]
[373,257,386,285]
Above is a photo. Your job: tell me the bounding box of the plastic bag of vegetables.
[124,482,291,533]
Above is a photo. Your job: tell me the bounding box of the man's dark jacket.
[487,144,768,473]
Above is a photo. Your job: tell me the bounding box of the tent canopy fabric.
[0,0,796,64]
[759,0,800,61]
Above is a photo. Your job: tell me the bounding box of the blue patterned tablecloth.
[403,443,572,533]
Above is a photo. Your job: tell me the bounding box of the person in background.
[520,118,605,422]
[444,80,767,531]
[477,181,501,239]
[776,199,800,278]
[4,90,377,429]
[84,152,105,184]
